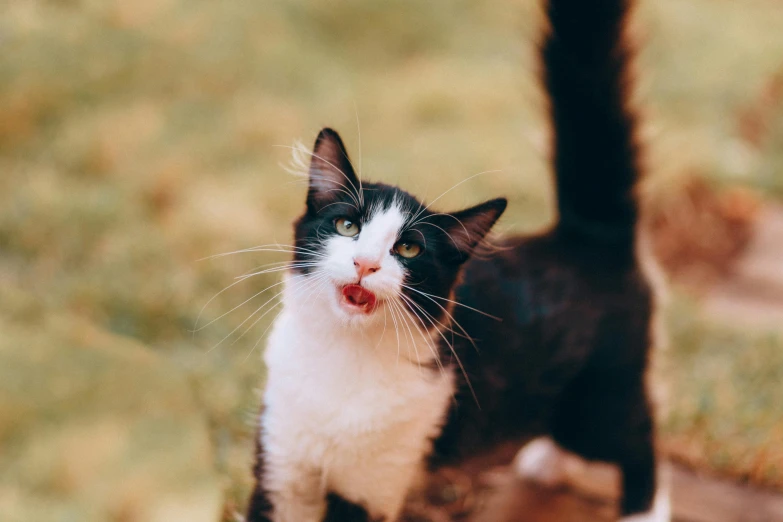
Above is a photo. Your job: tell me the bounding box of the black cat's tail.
[543,0,642,248]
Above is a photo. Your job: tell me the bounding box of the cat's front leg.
[267,460,328,522]
[246,483,326,522]
[247,436,327,522]
[325,456,423,522]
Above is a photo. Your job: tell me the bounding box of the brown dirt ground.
[404,456,783,522]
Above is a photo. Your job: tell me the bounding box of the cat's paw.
[513,437,582,487]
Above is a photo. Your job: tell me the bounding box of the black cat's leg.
[323,493,381,522]
[549,377,669,521]
[616,428,666,520]
[246,482,274,522]
[610,394,669,521]
[247,426,274,522]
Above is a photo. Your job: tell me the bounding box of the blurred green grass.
[662,299,783,487]
[1,0,782,520]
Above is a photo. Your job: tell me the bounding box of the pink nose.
[353,257,381,278]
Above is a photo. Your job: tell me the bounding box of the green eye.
[394,242,422,259]
[335,217,359,237]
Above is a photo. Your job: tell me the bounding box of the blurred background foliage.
[1,0,782,520]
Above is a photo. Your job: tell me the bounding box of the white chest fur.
[261,299,455,521]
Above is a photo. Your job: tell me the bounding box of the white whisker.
[206,287,287,355]
[390,298,422,374]
[410,169,502,224]
[195,277,294,333]
[353,101,365,207]
[415,213,471,246]
[199,244,328,262]
[275,145,363,209]
[416,221,465,252]
[394,293,448,381]
[237,262,321,280]
[386,298,402,366]
[397,291,480,408]
[401,284,501,321]
[401,285,479,349]
[239,272,328,359]
[240,272,328,364]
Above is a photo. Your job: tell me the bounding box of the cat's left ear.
[439,198,507,263]
[306,128,361,212]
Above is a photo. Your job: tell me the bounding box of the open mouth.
[341,284,378,314]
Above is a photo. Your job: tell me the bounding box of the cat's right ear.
[306,128,360,213]
[438,197,507,264]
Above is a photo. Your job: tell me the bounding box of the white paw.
[514,437,579,487]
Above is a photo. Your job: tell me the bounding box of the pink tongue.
[342,284,377,309]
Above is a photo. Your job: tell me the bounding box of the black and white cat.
[246,0,668,520]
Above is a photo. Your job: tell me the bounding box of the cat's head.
[291,128,506,327]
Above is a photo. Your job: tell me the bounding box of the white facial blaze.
[320,201,408,302]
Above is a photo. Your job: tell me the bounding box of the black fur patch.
[246,420,274,522]
[324,493,384,522]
